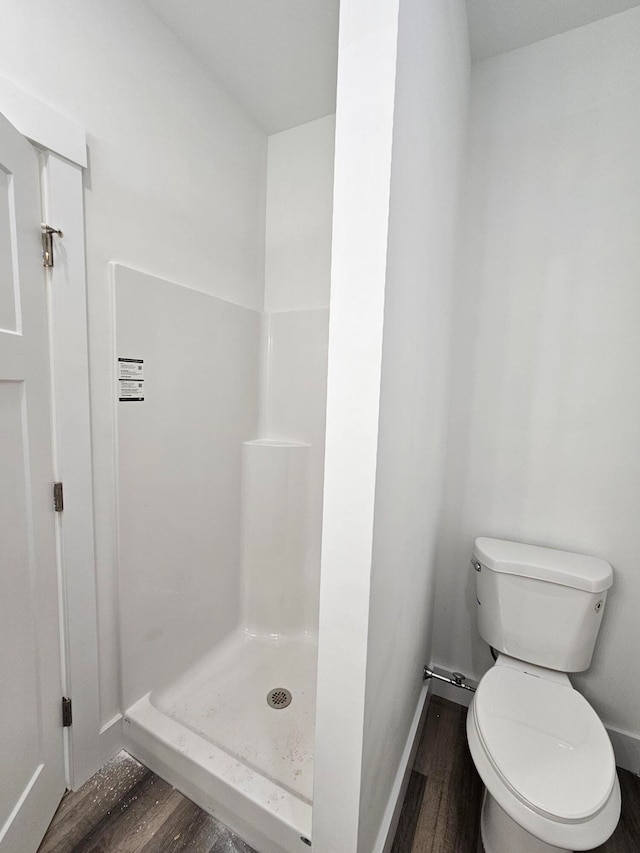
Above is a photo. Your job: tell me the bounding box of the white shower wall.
[262,310,330,633]
[116,113,334,709]
[115,265,261,708]
[241,439,311,637]
[261,114,335,634]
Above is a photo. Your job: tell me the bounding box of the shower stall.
[115,115,333,853]
[121,425,325,852]
[117,289,329,852]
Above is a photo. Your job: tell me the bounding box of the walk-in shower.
[114,146,332,851]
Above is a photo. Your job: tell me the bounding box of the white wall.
[359,2,469,850]
[0,0,267,737]
[433,7,640,764]
[314,0,401,847]
[314,1,469,850]
[265,115,335,313]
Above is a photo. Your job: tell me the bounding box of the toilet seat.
[473,664,616,822]
[467,661,621,850]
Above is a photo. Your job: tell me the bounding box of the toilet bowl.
[467,655,621,852]
[467,537,620,852]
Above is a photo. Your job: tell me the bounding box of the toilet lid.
[474,665,616,821]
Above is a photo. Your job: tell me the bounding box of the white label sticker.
[118,358,144,380]
[119,380,144,402]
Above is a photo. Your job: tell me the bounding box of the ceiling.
[144,0,339,135]
[468,0,640,62]
[145,0,640,135]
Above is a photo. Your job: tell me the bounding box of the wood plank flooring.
[37,752,256,853]
[391,695,483,853]
[39,695,640,852]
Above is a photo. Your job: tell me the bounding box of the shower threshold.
[124,630,316,853]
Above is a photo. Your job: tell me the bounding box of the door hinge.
[62,697,73,727]
[53,482,64,512]
[41,224,64,268]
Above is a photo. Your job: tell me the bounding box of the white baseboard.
[606,725,640,775]
[374,684,432,853]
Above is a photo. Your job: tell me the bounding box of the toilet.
[466,537,621,853]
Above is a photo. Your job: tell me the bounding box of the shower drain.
[267,687,292,709]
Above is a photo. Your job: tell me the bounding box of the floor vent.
[267,688,292,709]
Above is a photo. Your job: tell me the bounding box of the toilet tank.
[473,537,613,672]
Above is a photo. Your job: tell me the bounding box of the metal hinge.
[53,482,64,512]
[41,224,64,268]
[62,697,73,727]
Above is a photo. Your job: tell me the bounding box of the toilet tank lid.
[473,537,613,593]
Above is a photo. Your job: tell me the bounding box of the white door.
[0,113,66,851]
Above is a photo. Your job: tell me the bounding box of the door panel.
[0,163,19,331]
[0,383,41,828]
[0,112,65,852]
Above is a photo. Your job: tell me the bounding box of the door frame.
[0,74,105,789]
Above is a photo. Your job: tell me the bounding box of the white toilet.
[466,537,621,853]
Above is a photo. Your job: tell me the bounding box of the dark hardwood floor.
[39,695,640,852]
[391,696,483,853]
[37,753,256,853]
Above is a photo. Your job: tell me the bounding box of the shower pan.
[123,436,319,852]
[124,440,317,852]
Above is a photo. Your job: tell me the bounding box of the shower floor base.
[154,630,315,802]
[123,630,316,853]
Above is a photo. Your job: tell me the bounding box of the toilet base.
[481,790,571,853]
